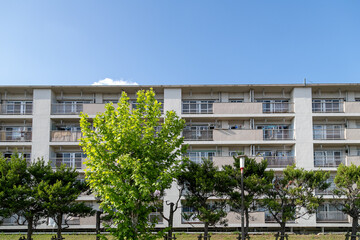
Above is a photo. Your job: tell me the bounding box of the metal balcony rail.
[51,103,84,114]
[50,130,82,142]
[148,212,163,224]
[314,156,345,167]
[0,103,33,115]
[49,157,83,169]
[0,130,32,141]
[262,102,293,113]
[313,129,345,140]
[316,211,348,222]
[315,186,337,195]
[263,129,294,140]
[183,130,213,141]
[262,156,295,168]
[182,102,214,114]
[312,100,344,113]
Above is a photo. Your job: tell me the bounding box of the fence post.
[198,234,203,240]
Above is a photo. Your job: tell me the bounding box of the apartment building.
[0,84,359,232]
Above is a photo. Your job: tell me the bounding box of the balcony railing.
[315,186,337,195]
[262,129,294,140]
[312,100,344,113]
[316,211,348,222]
[183,130,213,141]
[50,130,82,142]
[0,130,32,142]
[51,103,84,115]
[182,102,214,114]
[314,156,345,167]
[148,212,163,224]
[313,129,345,140]
[262,156,295,168]
[0,103,33,115]
[50,157,83,169]
[262,102,293,113]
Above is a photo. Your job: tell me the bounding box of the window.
[256,99,289,113]
[313,125,343,140]
[55,152,84,169]
[5,101,32,114]
[184,151,217,164]
[314,150,344,167]
[182,100,215,114]
[317,204,347,222]
[229,99,243,103]
[312,99,343,113]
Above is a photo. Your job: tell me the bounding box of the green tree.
[223,155,274,237]
[80,89,186,240]
[177,158,231,239]
[0,155,53,240]
[333,164,360,240]
[38,164,95,240]
[261,165,329,240]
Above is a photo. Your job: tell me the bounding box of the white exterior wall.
[32,89,52,161]
[292,87,314,169]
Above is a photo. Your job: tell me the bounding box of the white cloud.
[92,78,139,86]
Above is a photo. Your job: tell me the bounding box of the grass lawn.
[0,233,348,240]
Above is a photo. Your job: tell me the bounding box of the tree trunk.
[245,208,249,237]
[351,216,358,240]
[279,222,286,240]
[204,222,209,240]
[26,215,33,240]
[57,214,62,240]
[168,203,174,238]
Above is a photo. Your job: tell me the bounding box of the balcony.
[212,102,293,115]
[183,130,213,141]
[52,103,84,115]
[262,129,294,140]
[312,100,344,113]
[213,155,295,168]
[182,101,213,114]
[50,130,82,142]
[261,156,295,168]
[313,128,345,140]
[212,129,294,142]
[262,102,293,113]
[213,129,263,141]
[0,102,33,115]
[316,211,348,223]
[0,130,32,142]
[314,156,345,167]
[50,157,84,169]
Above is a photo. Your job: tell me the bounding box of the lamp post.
[240,156,245,240]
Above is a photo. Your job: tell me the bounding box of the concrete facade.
[0,84,360,231]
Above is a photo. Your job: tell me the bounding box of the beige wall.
[213,103,262,114]
[346,156,360,166]
[213,156,234,168]
[83,104,106,115]
[345,102,360,113]
[226,212,265,224]
[213,129,263,141]
[346,129,360,140]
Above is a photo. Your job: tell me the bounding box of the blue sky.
[0,1,359,86]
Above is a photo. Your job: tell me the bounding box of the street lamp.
[239,155,245,240]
